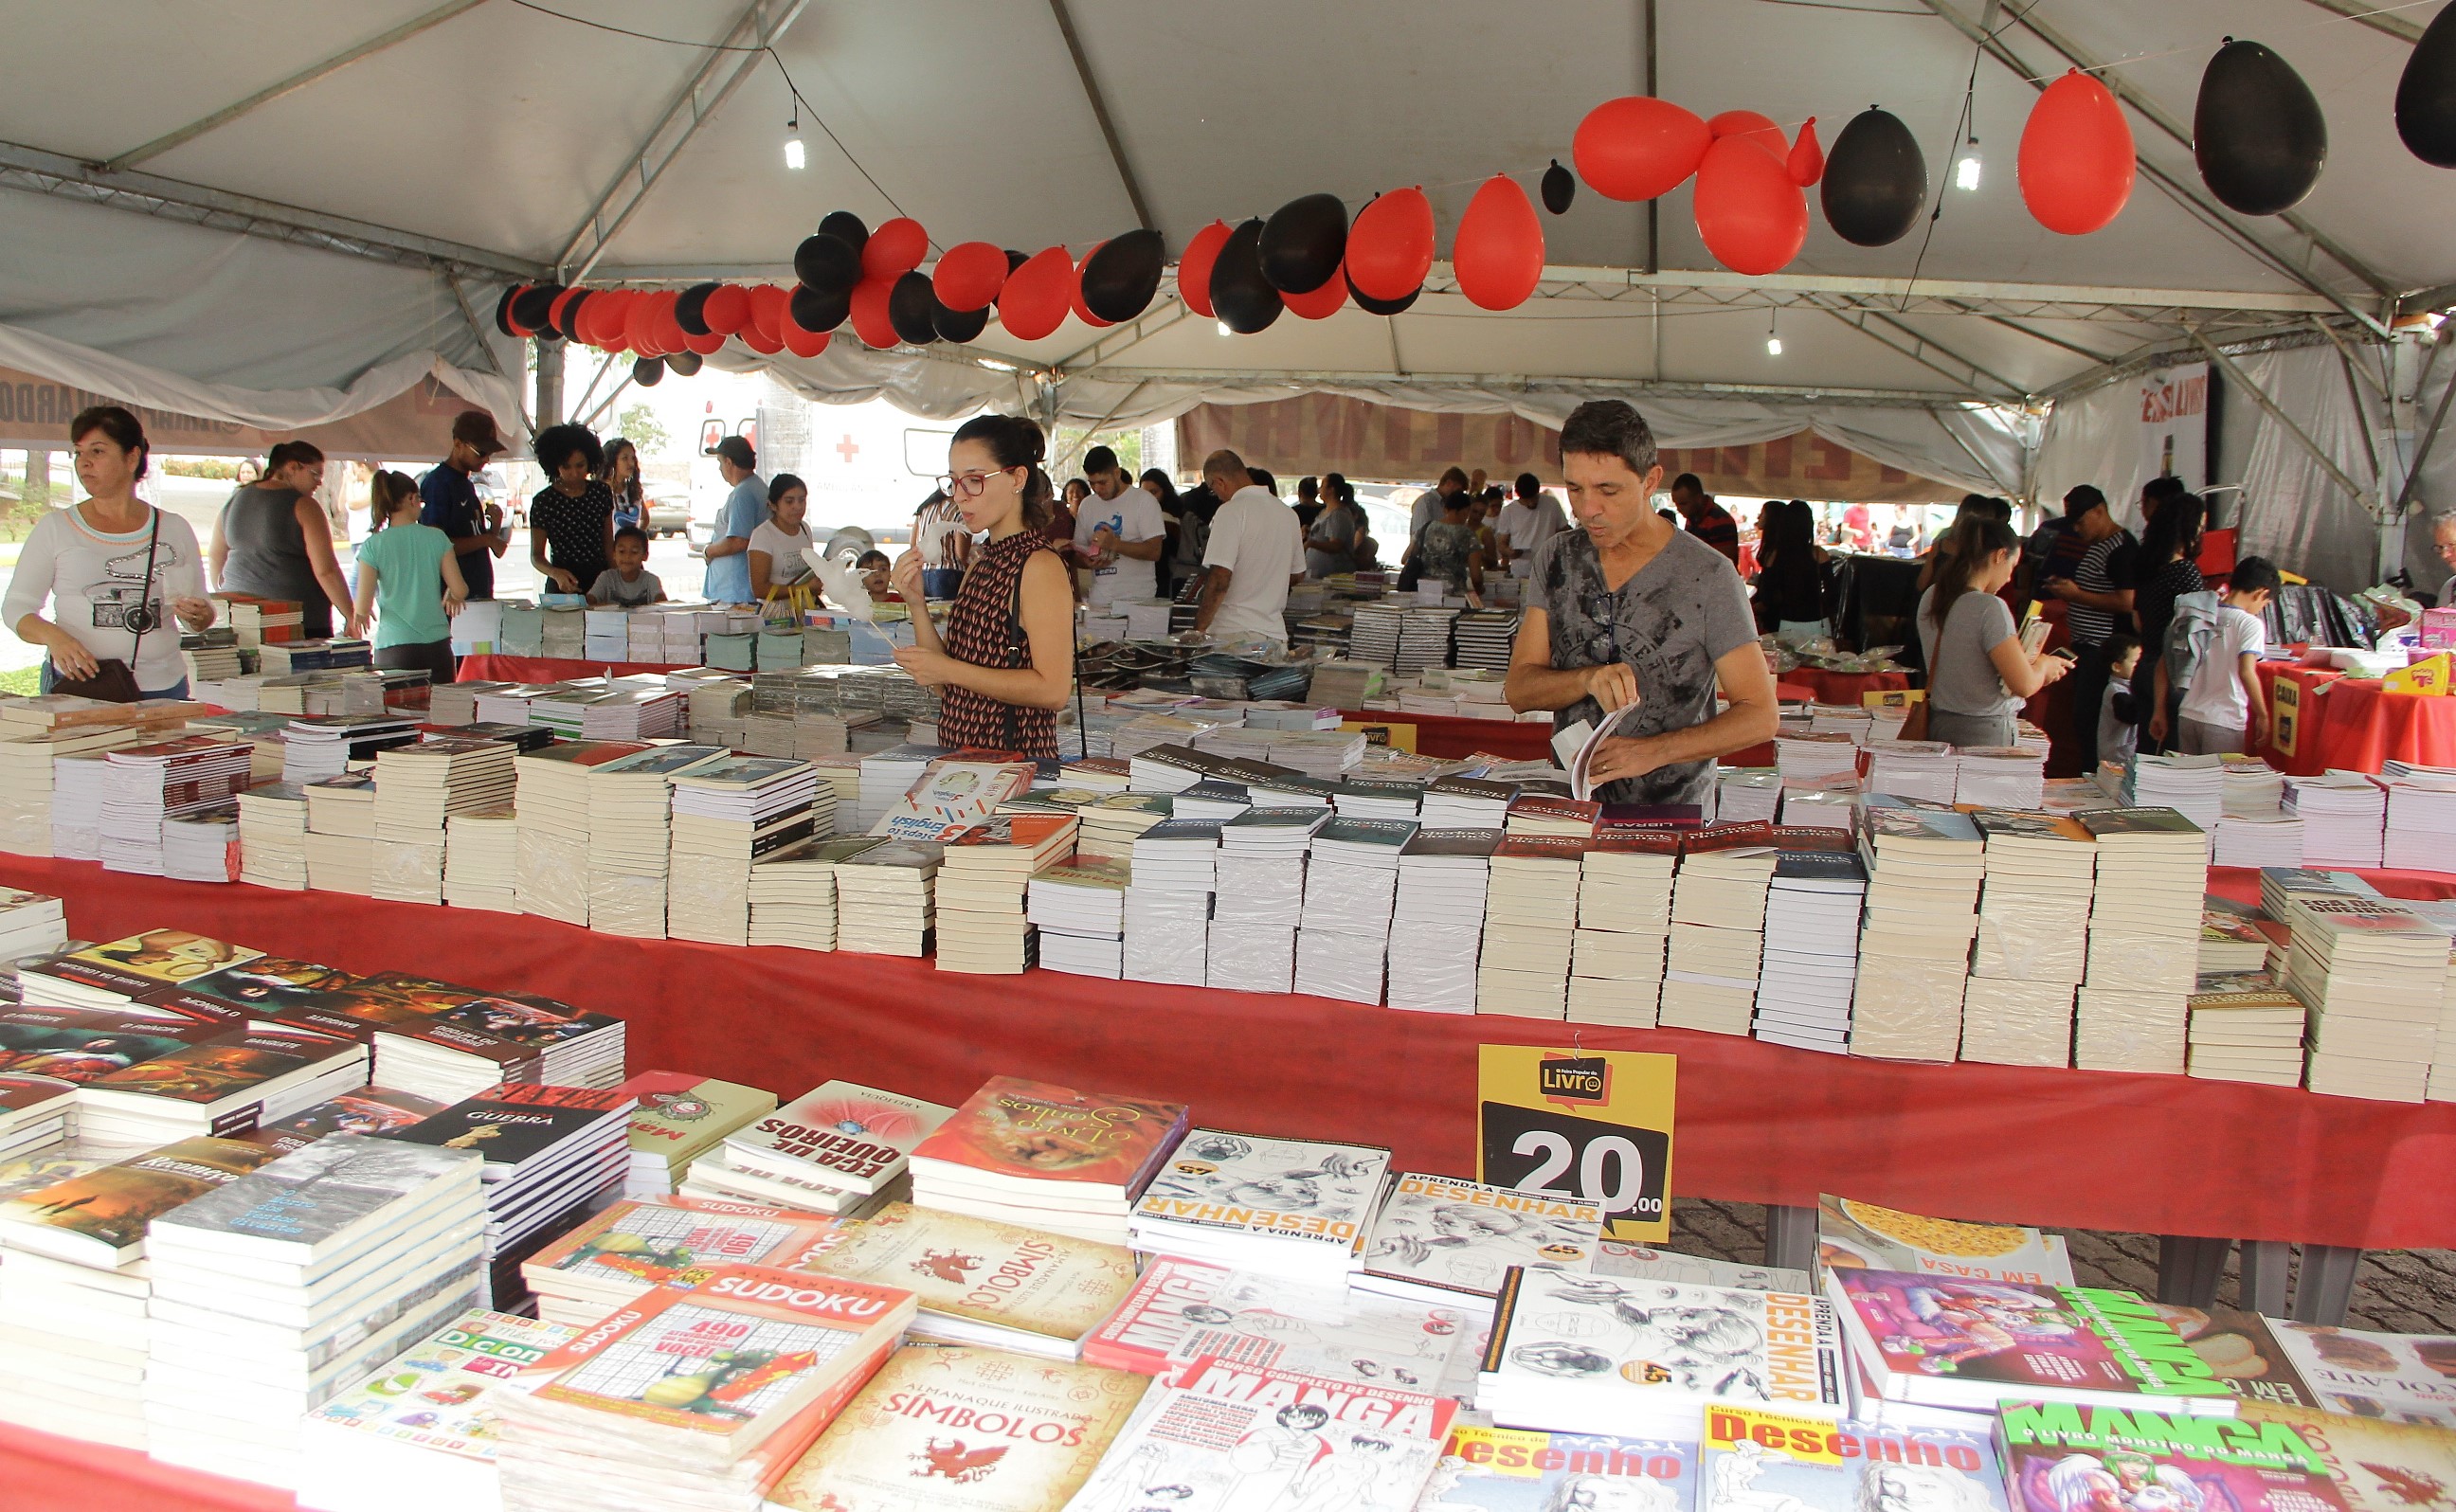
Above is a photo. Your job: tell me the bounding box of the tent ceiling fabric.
[0,0,2447,419]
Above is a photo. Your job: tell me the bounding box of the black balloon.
[932,298,989,343]
[1351,283,1419,316]
[1080,229,1165,322]
[1004,248,1029,273]
[633,356,665,387]
[1820,107,1927,246]
[790,283,850,333]
[675,281,719,336]
[1541,159,1576,215]
[665,351,704,377]
[494,286,523,336]
[553,288,593,341]
[888,271,941,345]
[794,234,861,297]
[2401,4,2456,167]
[1210,219,1283,333]
[2196,39,2327,215]
[817,210,869,253]
[511,283,560,333]
[1258,193,1346,294]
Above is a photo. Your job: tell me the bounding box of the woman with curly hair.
[529,423,613,594]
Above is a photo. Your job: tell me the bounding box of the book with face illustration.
[1354,1172,1602,1306]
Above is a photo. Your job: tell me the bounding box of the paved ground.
[1670,1197,2456,1331]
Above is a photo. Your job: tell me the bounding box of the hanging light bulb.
[1218,321,1235,337]
[1954,134,1982,191]
[1766,308,1782,357]
[783,115,805,171]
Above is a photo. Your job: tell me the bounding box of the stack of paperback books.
[16,927,254,1008]
[1955,744,2048,807]
[682,1079,950,1216]
[1864,738,1957,803]
[368,991,625,1105]
[1127,1128,1392,1286]
[442,805,519,911]
[1663,822,1776,1035]
[1125,818,1219,984]
[2076,808,2209,1073]
[2286,770,2387,867]
[519,1195,841,1329]
[47,750,111,861]
[747,834,888,951]
[514,740,649,925]
[1356,1172,1603,1306]
[0,887,65,965]
[370,734,515,898]
[669,755,823,946]
[1569,826,1681,1027]
[800,1203,1131,1359]
[161,799,241,883]
[909,1075,1187,1246]
[614,1070,778,1197]
[853,745,941,832]
[2186,971,2309,1085]
[1776,729,1861,783]
[1420,774,1516,827]
[281,712,417,783]
[100,734,251,875]
[934,813,1077,974]
[1716,766,1780,821]
[72,1022,367,1152]
[2283,892,2446,1100]
[1387,827,1499,1014]
[873,755,1035,842]
[1208,808,1326,993]
[0,714,156,856]
[1961,810,2097,1066]
[2384,762,2456,869]
[140,1135,487,1485]
[1504,794,1598,839]
[2127,752,2228,829]
[0,1134,278,1449]
[583,743,729,937]
[1851,803,1984,1060]
[1026,854,1132,977]
[1480,836,1587,1017]
[235,781,311,889]
[1753,832,1867,1053]
[829,838,941,956]
[0,1072,71,1160]
[1293,816,1415,1003]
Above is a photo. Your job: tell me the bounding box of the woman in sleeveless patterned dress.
[889,415,1075,760]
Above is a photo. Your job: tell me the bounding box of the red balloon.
[1281,267,1349,320]
[1693,135,1808,275]
[862,217,929,278]
[546,287,583,339]
[682,328,728,356]
[701,284,751,335]
[570,291,607,346]
[1573,97,1712,201]
[1070,244,1115,329]
[1788,117,1825,186]
[1177,222,1231,317]
[778,306,832,359]
[1708,109,1788,161]
[748,284,787,345]
[623,294,659,355]
[652,291,688,353]
[850,276,900,348]
[1453,176,1544,311]
[737,325,785,355]
[932,242,1008,312]
[2020,69,2136,235]
[1345,189,1436,300]
[585,290,627,350]
[501,284,537,338]
[999,246,1074,341]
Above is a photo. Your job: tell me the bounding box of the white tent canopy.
[3,0,2453,576]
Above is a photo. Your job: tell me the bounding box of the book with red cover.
[1684,819,1777,854]
[244,1085,451,1153]
[1506,796,1601,828]
[1491,836,1591,862]
[0,1006,226,1081]
[135,954,361,1027]
[909,1076,1189,1204]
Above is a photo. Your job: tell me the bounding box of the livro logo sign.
[1539,1054,1610,1106]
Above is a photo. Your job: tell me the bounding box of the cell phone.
[2047,647,2077,661]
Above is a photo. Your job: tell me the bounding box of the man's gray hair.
[2432,510,2456,537]
[1560,400,1660,476]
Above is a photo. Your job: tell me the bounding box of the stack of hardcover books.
[682,1079,949,1217]
[908,1075,1187,1247]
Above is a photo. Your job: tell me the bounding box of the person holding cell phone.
[1918,516,2069,747]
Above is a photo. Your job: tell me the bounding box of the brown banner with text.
[0,365,495,460]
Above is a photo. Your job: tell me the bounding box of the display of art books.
[1424,1421,1700,1512]
[1998,1399,2347,1512]
[796,1200,1137,1359]
[1815,1193,2074,1286]
[1356,1172,1602,1305]
[1698,1407,2006,1512]
[1082,1251,1472,1389]
[1127,1126,1391,1286]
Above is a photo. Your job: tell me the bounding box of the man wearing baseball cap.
[420,409,512,601]
[701,435,765,603]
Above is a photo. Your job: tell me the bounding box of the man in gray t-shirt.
[1507,402,1776,809]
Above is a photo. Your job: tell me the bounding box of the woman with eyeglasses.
[888,415,1075,759]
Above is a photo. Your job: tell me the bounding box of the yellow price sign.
[1477,1045,1676,1243]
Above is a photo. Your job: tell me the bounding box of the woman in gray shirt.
[1917,517,2068,747]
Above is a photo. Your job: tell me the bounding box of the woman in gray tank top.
[208,441,352,639]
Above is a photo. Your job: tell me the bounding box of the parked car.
[642,495,692,537]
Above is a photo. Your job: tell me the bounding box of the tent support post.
[1047,0,1155,233]
[443,271,534,443]
[2189,327,2393,573]
[535,338,565,431]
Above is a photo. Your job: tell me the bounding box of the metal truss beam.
[1047,0,1155,233]
[1047,297,1194,374]
[555,0,810,282]
[2188,326,2381,513]
[99,0,490,173]
[2293,0,2424,44]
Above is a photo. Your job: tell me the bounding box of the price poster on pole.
[1476,1045,1675,1243]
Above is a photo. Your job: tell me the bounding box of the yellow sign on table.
[2385,653,2452,696]
[2271,675,2302,758]
[1339,719,1418,752]
[1476,1045,1676,1243]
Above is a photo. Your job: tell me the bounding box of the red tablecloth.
[455,654,695,682]
[1783,668,1912,706]
[9,856,2456,1253]
[1336,709,1552,761]
[2256,662,2456,776]
[0,1422,286,1512]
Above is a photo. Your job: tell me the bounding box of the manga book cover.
[1828,1271,2232,1407]
[1414,1423,1696,1512]
[1133,1129,1391,1255]
[1060,1356,1454,1512]
[1084,1254,1468,1389]
[1696,1407,2005,1512]
[1998,1400,2352,1512]
[768,1345,1151,1512]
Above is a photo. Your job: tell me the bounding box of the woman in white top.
[747,472,817,600]
[1915,516,2068,747]
[5,405,213,698]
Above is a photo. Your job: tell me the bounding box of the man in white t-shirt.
[1493,472,1568,578]
[1195,449,1305,644]
[1070,444,1164,607]
[2164,556,2280,756]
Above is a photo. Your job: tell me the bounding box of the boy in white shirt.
[2159,556,2280,756]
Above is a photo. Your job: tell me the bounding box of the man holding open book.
[1506,401,1779,808]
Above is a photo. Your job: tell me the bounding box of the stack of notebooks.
[1480,836,1587,1017]
[909,1075,1188,1247]
[2384,762,2456,870]
[934,814,1078,974]
[514,741,650,926]
[518,1194,841,1330]
[1026,854,1133,978]
[2285,770,2387,867]
[668,755,824,947]
[584,744,730,938]
[681,1078,950,1216]
[2075,808,2209,1073]
[442,805,521,912]
[1662,823,1777,1035]
[1386,827,1498,1014]
[2186,970,2309,1085]
[140,1135,487,1486]
[1851,803,1983,1061]
[1127,1129,1393,1287]
[1208,809,1327,994]
[747,835,889,951]
[1753,832,1867,1054]
[1961,810,2097,1067]
[1292,817,1415,1004]
[235,782,311,890]
[830,838,942,956]
[613,1071,778,1197]
[1864,739,1957,803]
[1124,819,1219,985]
[2282,892,2447,1100]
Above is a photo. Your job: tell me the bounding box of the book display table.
[453,653,697,682]
[1332,707,1554,761]
[2255,661,2456,777]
